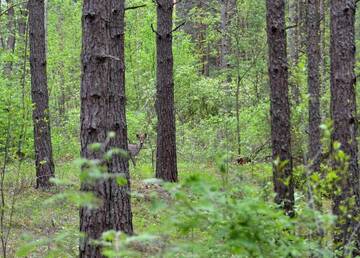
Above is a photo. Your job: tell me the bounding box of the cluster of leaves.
[97,155,334,257]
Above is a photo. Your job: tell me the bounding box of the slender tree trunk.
[28,0,55,189]
[18,3,28,37]
[219,0,236,68]
[197,1,209,76]
[266,0,294,216]
[288,0,300,65]
[0,4,3,49]
[319,0,327,94]
[79,0,133,256]
[155,0,178,182]
[307,0,321,172]
[17,3,29,160]
[4,0,16,74]
[330,0,360,254]
[56,12,66,124]
[287,0,301,104]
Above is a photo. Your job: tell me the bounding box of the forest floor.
[4,157,264,257]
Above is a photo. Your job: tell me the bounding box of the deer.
[128,133,147,166]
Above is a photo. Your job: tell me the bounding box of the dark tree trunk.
[155,0,178,182]
[4,0,16,74]
[307,0,321,172]
[330,0,360,254]
[28,0,55,189]
[79,0,133,257]
[266,0,294,216]
[0,4,3,49]
[319,0,327,94]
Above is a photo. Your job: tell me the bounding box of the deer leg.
[130,155,136,167]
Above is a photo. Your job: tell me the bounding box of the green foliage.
[1,0,359,257]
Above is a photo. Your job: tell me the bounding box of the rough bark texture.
[330,0,360,254]
[319,0,327,94]
[155,0,178,182]
[266,0,294,216]
[79,0,133,257]
[307,0,321,172]
[28,0,55,189]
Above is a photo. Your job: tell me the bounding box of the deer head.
[136,133,147,146]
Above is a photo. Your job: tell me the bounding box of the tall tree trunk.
[319,0,327,94]
[155,0,178,182]
[288,0,302,104]
[79,0,133,257]
[307,0,321,172]
[266,0,294,216]
[0,4,3,49]
[330,0,360,254]
[56,11,66,124]
[288,0,300,65]
[28,0,55,189]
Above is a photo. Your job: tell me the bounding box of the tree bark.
[307,0,321,172]
[79,0,133,257]
[330,0,360,254]
[28,0,55,189]
[266,0,294,216]
[319,0,327,94]
[155,0,178,182]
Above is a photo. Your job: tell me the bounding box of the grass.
[2,155,227,257]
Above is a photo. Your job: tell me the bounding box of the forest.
[0,0,359,257]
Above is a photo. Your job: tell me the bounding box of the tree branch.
[0,1,27,18]
[169,21,186,35]
[151,23,161,38]
[125,4,146,11]
[285,23,298,30]
[152,0,161,7]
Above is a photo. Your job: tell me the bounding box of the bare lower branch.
[152,0,161,7]
[285,23,298,30]
[125,4,146,11]
[151,23,161,38]
[0,1,27,18]
[169,21,186,35]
